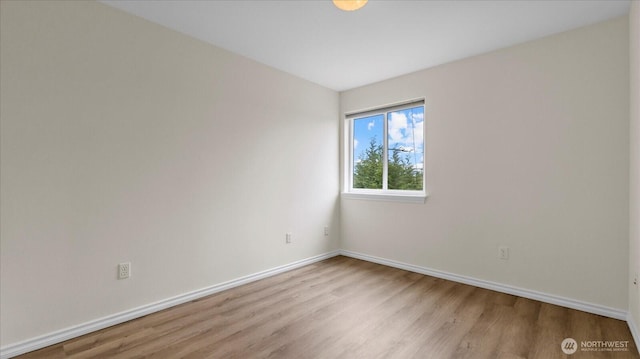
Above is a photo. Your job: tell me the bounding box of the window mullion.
[382,112,389,190]
[349,118,356,190]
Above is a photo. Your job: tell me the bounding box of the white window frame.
[342,99,427,203]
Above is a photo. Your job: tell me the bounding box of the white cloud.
[367,120,375,130]
[354,138,358,149]
[388,112,408,144]
[388,111,424,153]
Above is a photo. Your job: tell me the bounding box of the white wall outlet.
[498,246,509,260]
[324,226,330,236]
[286,233,292,244]
[118,262,131,279]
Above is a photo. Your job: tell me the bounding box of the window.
[344,100,426,202]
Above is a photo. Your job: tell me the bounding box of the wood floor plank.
[354,280,476,359]
[14,256,639,359]
[102,258,363,358]
[404,287,492,359]
[495,297,540,358]
[195,260,412,358]
[247,273,430,358]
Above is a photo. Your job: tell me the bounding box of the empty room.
[1,0,639,358]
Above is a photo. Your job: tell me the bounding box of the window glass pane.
[387,106,424,190]
[353,114,384,189]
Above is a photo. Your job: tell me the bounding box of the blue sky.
[353,106,424,171]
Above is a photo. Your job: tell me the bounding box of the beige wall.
[630,0,640,335]
[0,1,339,346]
[340,17,630,310]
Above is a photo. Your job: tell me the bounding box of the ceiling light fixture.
[333,0,368,12]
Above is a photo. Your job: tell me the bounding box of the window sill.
[341,191,428,204]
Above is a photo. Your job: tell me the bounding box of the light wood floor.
[17,256,639,358]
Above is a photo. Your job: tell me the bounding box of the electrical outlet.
[286,233,292,244]
[498,247,509,260]
[118,262,131,279]
[324,226,330,236]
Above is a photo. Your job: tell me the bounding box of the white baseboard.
[0,251,340,359]
[628,312,640,355]
[339,250,628,320]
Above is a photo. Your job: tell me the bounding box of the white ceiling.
[100,0,631,92]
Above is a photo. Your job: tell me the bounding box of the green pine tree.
[388,149,422,190]
[354,137,423,190]
[353,137,383,189]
